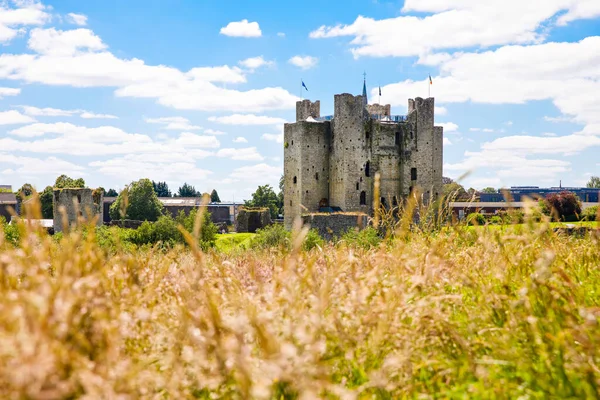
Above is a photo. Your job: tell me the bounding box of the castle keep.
[283,82,443,229]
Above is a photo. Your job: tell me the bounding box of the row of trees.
[151,181,221,202]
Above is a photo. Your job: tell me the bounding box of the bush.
[542,191,582,221]
[109,178,164,221]
[467,212,486,226]
[339,227,381,250]
[490,215,503,225]
[581,206,599,221]
[0,216,20,246]
[302,229,324,251]
[249,224,290,250]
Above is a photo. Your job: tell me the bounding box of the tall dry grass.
[0,197,599,399]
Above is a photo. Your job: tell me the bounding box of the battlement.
[296,99,320,121]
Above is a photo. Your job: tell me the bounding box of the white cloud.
[0,1,50,44]
[443,137,452,146]
[261,133,283,143]
[310,1,600,58]
[204,128,227,136]
[469,128,481,132]
[544,115,575,123]
[277,32,285,37]
[208,114,287,125]
[434,106,447,116]
[288,55,318,69]
[173,132,220,148]
[0,110,36,125]
[217,147,263,161]
[145,116,202,130]
[438,122,458,133]
[66,13,87,26]
[233,136,248,143]
[19,105,78,117]
[239,56,273,70]
[0,87,20,99]
[80,112,117,119]
[542,132,557,137]
[230,163,281,183]
[28,27,106,56]
[482,128,494,133]
[219,19,262,38]
[0,153,85,178]
[505,121,513,126]
[0,28,298,112]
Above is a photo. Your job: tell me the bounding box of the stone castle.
[283,80,443,229]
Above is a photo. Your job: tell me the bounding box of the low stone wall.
[301,213,369,240]
[236,208,271,233]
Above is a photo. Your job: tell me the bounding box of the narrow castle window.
[393,197,398,207]
[315,173,319,181]
[366,130,370,139]
[293,176,297,184]
[77,194,82,203]
[290,200,292,206]
[360,191,366,205]
[291,140,294,145]
[365,161,370,177]
[395,132,400,145]
[381,197,387,208]
[411,168,417,181]
[410,131,414,139]
[356,182,359,190]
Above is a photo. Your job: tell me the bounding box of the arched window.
[293,176,297,184]
[365,161,370,177]
[360,191,366,205]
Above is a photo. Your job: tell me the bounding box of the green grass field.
[215,232,256,252]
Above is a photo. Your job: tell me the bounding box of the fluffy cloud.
[437,122,458,133]
[239,56,273,70]
[217,147,263,161]
[310,0,600,58]
[80,112,118,119]
[0,153,85,178]
[288,55,318,69]
[28,27,106,56]
[0,110,36,125]
[233,136,248,143]
[0,27,298,112]
[208,114,287,125]
[229,163,281,183]
[219,19,262,37]
[204,129,227,136]
[0,1,50,43]
[66,13,88,26]
[261,133,283,143]
[145,116,202,130]
[0,87,20,99]
[173,132,220,148]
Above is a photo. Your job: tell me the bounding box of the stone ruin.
[235,207,272,233]
[301,212,369,240]
[53,188,103,233]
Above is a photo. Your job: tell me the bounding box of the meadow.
[0,201,599,399]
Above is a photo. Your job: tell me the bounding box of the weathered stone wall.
[432,126,444,199]
[366,103,391,116]
[301,213,369,240]
[236,208,272,233]
[163,205,230,224]
[53,188,103,233]
[283,121,331,229]
[330,93,369,212]
[296,100,320,121]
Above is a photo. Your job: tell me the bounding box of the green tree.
[153,181,172,197]
[442,176,454,185]
[278,175,284,216]
[481,187,497,194]
[106,189,118,197]
[245,184,279,218]
[54,174,85,188]
[109,178,164,221]
[176,182,199,197]
[210,189,221,203]
[587,176,600,189]
[39,186,54,219]
[16,183,34,199]
[443,182,468,200]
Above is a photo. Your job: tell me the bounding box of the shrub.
[249,224,291,250]
[467,212,486,226]
[581,205,599,222]
[0,217,21,246]
[302,229,324,251]
[109,178,164,221]
[542,191,582,221]
[490,215,503,225]
[339,227,381,250]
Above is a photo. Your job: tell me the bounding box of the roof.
[449,201,598,210]
[0,192,17,204]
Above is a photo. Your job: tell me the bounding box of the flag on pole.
[379,86,381,96]
[302,80,308,91]
[429,75,433,85]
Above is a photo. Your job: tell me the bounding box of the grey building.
[283,81,444,229]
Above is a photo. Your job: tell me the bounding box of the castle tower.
[329,93,370,212]
[283,100,331,229]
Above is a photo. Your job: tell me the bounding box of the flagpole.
[300,78,303,101]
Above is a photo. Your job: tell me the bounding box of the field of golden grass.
[0,202,599,399]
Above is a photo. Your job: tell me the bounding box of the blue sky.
[0,0,599,200]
